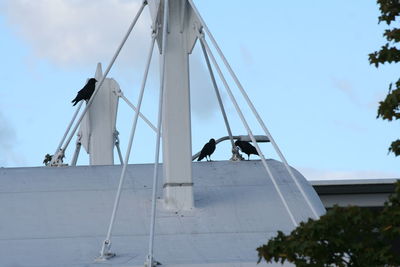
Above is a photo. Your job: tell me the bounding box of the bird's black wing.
[245,142,258,155]
[197,143,211,161]
[209,142,216,155]
[71,82,95,106]
[237,141,258,155]
[197,151,206,161]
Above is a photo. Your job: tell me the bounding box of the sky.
[0,0,398,180]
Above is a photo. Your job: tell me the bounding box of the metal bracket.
[113,130,121,145]
[113,87,124,98]
[195,23,204,39]
[230,147,244,161]
[113,130,124,164]
[144,255,161,267]
[95,239,116,262]
[49,149,67,167]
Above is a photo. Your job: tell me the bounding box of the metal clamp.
[95,239,115,262]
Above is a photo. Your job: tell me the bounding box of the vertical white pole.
[162,0,193,210]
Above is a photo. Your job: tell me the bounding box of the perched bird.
[235,140,259,160]
[197,138,216,161]
[71,78,97,106]
[43,154,53,166]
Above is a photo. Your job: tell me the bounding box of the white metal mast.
[149,0,201,211]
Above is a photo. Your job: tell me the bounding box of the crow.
[235,140,259,160]
[43,154,53,166]
[197,138,216,161]
[71,78,97,106]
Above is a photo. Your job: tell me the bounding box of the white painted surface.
[159,0,197,210]
[0,160,324,266]
[78,64,120,165]
[148,0,161,28]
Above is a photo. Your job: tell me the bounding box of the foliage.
[257,181,400,266]
[369,0,400,156]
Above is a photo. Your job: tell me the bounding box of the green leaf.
[256,181,400,266]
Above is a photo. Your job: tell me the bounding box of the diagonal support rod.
[199,39,238,158]
[200,35,298,227]
[114,131,124,164]
[51,101,83,165]
[51,1,147,165]
[146,1,169,266]
[98,29,157,259]
[189,0,320,220]
[119,93,158,133]
[70,140,81,166]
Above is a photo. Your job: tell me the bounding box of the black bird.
[43,154,53,166]
[197,138,216,161]
[71,78,97,106]
[235,140,259,160]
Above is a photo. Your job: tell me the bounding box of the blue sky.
[0,0,398,180]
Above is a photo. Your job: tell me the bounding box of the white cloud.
[0,0,151,67]
[298,166,400,181]
[0,0,224,119]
